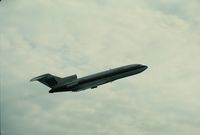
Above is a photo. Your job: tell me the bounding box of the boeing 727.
[30,64,148,93]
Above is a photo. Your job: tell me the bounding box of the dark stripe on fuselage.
[78,65,142,84]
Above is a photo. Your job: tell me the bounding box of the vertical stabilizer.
[30,74,78,89]
[30,73,61,88]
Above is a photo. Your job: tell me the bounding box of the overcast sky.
[1,0,200,135]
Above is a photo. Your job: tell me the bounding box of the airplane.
[30,64,148,93]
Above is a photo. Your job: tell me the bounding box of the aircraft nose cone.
[141,65,148,71]
[49,89,54,93]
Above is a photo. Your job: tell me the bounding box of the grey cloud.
[1,0,200,135]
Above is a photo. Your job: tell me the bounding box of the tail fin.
[30,73,78,88]
[30,73,61,88]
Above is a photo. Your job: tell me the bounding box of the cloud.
[1,0,200,135]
